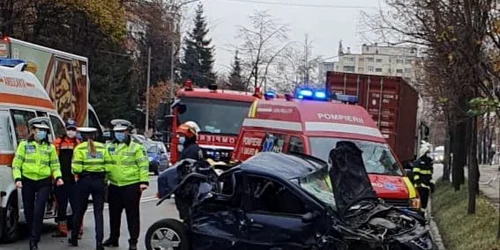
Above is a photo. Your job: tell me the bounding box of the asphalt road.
[0,175,180,250]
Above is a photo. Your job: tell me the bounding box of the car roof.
[239,152,325,180]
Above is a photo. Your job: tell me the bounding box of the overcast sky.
[183,0,386,74]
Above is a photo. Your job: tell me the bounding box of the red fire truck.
[232,88,420,210]
[157,81,275,164]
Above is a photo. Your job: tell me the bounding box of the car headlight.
[148,156,154,162]
[410,197,421,209]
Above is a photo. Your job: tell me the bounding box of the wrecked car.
[146,141,436,250]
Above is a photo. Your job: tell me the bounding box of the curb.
[428,197,447,250]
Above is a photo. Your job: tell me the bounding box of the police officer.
[12,117,64,250]
[103,120,149,250]
[52,119,82,238]
[68,127,111,250]
[177,121,204,161]
[412,144,435,217]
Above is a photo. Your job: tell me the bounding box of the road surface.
[0,175,179,250]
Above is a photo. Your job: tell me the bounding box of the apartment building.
[334,44,421,78]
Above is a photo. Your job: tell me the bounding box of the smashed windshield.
[308,137,403,176]
[177,97,252,135]
[299,167,336,209]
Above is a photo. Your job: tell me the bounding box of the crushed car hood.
[328,141,378,214]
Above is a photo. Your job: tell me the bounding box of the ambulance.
[232,88,420,210]
[0,59,69,242]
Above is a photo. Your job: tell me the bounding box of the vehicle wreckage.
[147,141,436,250]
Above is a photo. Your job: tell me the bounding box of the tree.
[237,10,291,91]
[228,50,246,91]
[180,3,216,87]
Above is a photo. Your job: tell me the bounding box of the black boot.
[29,240,38,250]
[103,238,119,247]
[68,236,78,247]
[129,244,138,250]
[96,243,105,250]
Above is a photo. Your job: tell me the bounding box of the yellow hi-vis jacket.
[106,141,149,187]
[12,140,62,181]
[72,141,111,174]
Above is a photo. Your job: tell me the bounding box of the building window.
[343,66,355,72]
[375,68,383,72]
[406,59,413,64]
[376,58,383,63]
[368,66,374,72]
[396,69,403,73]
[396,59,404,64]
[367,57,374,62]
[358,58,364,62]
[404,68,411,73]
[344,57,355,62]
[358,67,364,72]
[388,68,392,73]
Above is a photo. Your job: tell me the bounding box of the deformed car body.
[147,142,436,250]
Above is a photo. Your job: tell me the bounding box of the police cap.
[28,117,50,130]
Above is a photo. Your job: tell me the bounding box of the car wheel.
[1,193,20,243]
[145,219,188,250]
[152,163,160,176]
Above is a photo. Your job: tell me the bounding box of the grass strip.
[432,181,500,250]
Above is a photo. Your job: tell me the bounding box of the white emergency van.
[0,59,69,242]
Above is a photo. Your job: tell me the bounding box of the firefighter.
[412,144,435,218]
[52,119,82,238]
[177,121,204,161]
[103,120,149,250]
[12,117,64,250]
[68,127,111,250]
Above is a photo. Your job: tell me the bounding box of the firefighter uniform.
[103,120,149,250]
[12,118,63,250]
[68,127,111,250]
[52,119,81,238]
[412,145,435,217]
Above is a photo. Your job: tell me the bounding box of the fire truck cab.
[233,88,420,210]
[157,81,264,164]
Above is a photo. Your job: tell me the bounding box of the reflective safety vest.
[72,141,111,174]
[106,141,149,187]
[12,140,62,181]
[412,159,434,189]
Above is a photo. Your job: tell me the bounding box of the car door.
[158,143,169,170]
[190,170,246,249]
[240,175,317,250]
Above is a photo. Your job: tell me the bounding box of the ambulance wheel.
[1,193,20,243]
[145,219,189,250]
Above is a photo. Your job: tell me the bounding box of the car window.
[10,109,36,143]
[0,111,14,152]
[50,115,65,138]
[288,136,304,154]
[260,133,286,153]
[245,176,306,215]
[36,111,47,117]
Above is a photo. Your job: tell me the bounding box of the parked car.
[433,146,444,163]
[147,142,436,250]
[146,141,169,175]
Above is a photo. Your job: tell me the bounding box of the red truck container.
[326,71,419,164]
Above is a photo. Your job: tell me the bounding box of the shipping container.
[326,71,419,163]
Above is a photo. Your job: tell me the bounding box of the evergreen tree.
[180,3,216,87]
[229,50,246,91]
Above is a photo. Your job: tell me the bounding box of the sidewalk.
[466,164,500,209]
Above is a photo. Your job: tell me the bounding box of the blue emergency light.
[296,88,328,101]
[264,90,276,98]
[0,59,26,67]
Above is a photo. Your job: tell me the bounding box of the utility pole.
[145,47,151,133]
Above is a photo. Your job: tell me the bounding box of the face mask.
[66,130,77,138]
[115,132,125,142]
[178,136,186,145]
[35,130,47,141]
[177,145,184,152]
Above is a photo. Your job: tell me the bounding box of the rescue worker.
[12,117,64,250]
[177,121,204,161]
[68,127,111,250]
[412,144,435,218]
[52,119,83,238]
[103,120,149,250]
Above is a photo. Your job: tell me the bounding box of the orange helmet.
[177,121,200,138]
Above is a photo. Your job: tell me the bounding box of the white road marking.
[86,195,158,213]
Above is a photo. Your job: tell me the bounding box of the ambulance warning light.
[184,79,193,91]
[0,59,26,67]
[296,88,328,101]
[264,90,276,100]
[332,93,358,104]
